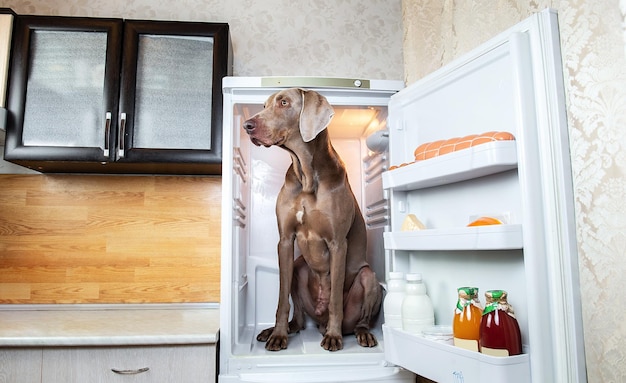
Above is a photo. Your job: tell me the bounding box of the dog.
[242,88,383,352]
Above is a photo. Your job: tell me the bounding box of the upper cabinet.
[3,14,231,174]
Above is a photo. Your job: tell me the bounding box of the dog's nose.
[243,119,255,133]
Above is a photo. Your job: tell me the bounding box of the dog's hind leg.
[343,266,383,347]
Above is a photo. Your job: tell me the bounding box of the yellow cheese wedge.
[401,214,426,231]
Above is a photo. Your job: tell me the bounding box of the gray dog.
[243,88,383,352]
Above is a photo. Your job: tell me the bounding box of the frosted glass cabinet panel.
[133,34,214,151]
[4,15,231,174]
[22,30,108,148]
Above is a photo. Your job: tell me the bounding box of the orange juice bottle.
[452,287,482,351]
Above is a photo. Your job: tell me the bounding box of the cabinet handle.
[103,112,112,158]
[111,367,150,375]
[118,112,127,158]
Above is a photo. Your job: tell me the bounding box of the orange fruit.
[467,216,503,226]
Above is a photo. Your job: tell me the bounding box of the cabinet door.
[41,345,215,383]
[0,348,43,383]
[0,9,15,109]
[4,15,123,163]
[117,20,229,169]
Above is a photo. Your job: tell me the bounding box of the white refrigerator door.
[382,8,585,383]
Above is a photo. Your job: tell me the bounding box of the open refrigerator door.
[381,8,586,383]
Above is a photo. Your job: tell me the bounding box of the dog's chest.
[296,209,305,224]
[288,191,348,239]
[291,194,324,227]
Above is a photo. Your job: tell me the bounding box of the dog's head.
[243,88,334,147]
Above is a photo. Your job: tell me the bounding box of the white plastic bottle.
[383,271,406,329]
[401,273,435,335]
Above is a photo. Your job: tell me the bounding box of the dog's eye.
[280,99,288,106]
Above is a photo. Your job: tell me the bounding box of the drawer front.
[42,345,214,383]
[0,348,43,383]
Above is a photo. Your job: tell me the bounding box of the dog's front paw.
[257,327,289,351]
[256,327,274,342]
[321,333,343,351]
[355,328,378,347]
[264,333,288,351]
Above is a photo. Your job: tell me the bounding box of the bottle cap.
[485,290,507,300]
[405,273,423,282]
[457,286,479,298]
[388,271,404,280]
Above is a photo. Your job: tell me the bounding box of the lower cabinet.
[1,344,215,383]
[42,345,215,383]
[0,348,43,383]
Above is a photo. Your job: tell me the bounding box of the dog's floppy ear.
[298,89,334,142]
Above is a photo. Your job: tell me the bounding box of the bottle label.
[453,337,479,352]
[480,346,510,357]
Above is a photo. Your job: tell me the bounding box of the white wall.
[0,0,403,79]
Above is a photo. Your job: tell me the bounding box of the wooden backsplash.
[0,174,221,304]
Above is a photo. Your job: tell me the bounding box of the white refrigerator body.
[219,77,414,383]
[381,8,585,383]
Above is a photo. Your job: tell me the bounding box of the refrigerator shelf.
[383,224,523,251]
[382,140,518,191]
[382,325,530,383]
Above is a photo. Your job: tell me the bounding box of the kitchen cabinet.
[0,348,43,383]
[0,345,215,383]
[41,345,215,383]
[3,14,231,174]
[0,307,220,383]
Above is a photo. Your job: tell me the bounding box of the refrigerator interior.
[220,81,414,382]
[234,103,388,350]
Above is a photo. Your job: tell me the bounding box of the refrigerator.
[219,8,586,383]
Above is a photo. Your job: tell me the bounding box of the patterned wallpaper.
[0,0,403,80]
[401,1,626,382]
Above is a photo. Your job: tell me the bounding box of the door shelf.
[382,140,518,191]
[382,325,530,383]
[383,224,523,251]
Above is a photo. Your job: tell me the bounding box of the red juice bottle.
[479,290,522,356]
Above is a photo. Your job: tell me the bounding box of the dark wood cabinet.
[4,15,231,174]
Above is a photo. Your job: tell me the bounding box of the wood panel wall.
[0,174,221,304]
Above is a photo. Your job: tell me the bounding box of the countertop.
[0,304,219,347]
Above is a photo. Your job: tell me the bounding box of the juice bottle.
[383,271,406,329]
[452,286,482,351]
[401,273,434,335]
[479,290,522,356]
